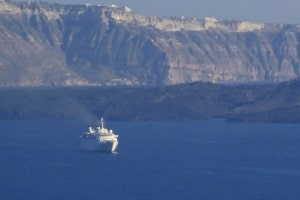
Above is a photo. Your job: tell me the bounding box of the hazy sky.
[21,0,300,24]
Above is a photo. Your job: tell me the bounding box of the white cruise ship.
[80,118,118,153]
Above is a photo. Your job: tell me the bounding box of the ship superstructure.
[81,118,118,152]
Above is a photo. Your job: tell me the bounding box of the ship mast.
[100,118,104,129]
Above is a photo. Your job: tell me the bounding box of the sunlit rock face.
[0,0,300,86]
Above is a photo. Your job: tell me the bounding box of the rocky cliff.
[1,1,300,86]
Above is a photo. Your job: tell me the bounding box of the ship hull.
[81,137,117,152]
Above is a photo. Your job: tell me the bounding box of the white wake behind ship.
[80,118,118,153]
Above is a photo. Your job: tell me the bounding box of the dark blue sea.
[1,120,300,200]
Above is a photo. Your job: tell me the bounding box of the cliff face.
[0,2,87,86]
[1,1,300,86]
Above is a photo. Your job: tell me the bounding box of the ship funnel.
[89,126,95,133]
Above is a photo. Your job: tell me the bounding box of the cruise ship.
[80,118,118,153]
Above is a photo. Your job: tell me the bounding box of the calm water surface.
[1,120,300,200]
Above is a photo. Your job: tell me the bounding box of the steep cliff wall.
[1,1,300,86]
[161,30,300,84]
[0,1,87,86]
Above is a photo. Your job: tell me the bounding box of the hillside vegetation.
[1,80,300,123]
